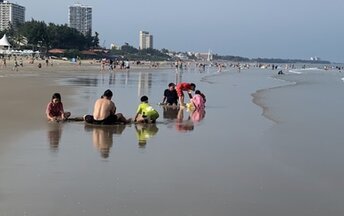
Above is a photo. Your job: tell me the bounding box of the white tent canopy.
[0,34,11,48]
[0,34,38,55]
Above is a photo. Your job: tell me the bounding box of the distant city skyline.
[68,3,92,35]
[5,0,344,63]
[139,31,153,50]
[0,0,25,31]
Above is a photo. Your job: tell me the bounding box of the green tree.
[16,19,100,51]
[92,32,99,48]
[161,48,169,54]
[121,44,138,54]
[19,19,48,51]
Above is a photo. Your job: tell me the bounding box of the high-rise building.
[68,3,92,35]
[139,31,153,50]
[0,0,25,31]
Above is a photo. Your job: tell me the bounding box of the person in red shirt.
[175,82,196,108]
[46,93,71,122]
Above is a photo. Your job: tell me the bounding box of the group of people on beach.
[46,82,206,125]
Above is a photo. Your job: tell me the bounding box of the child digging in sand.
[46,93,71,122]
[134,96,159,123]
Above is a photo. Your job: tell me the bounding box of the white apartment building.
[68,3,92,35]
[139,31,153,50]
[0,0,25,31]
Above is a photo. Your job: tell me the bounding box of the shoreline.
[251,75,297,124]
[0,60,175,144]
[0,62,295,144]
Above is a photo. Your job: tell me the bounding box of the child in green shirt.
[134,96,159,123]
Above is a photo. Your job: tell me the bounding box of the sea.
[1,63,344,216]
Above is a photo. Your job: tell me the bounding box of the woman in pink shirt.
[191,90,206,110]
[46,93,71,121]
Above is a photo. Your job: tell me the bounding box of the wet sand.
[1,63,344,215]
[0,59,171,142]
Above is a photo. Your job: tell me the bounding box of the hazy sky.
[13,0,344,62]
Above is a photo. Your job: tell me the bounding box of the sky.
[13,0,344,62]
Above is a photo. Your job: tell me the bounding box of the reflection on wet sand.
[162,106,179,120]
[135,123,159,148]
[190,108,206,122]
[137,72,153,97]
[175,108,206,132]
[84,124,126,158]
[47,123,63,152]
[175,108,194,132]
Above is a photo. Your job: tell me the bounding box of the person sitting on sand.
[84,89,131,125]
[134,96,159,123]
[46,93,71,122]
[162,82,179,106]
[175,82,196,108]
[190,90,206,110]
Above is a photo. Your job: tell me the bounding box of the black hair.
[102,89,113,98]
[168,82,175,87]
[140,95,149,102]
[195,90,201,94]
[190,83,196,90]
[51,93,61,101]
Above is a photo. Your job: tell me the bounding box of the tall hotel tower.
[68,3,92,35]
[0,0,25,31]
[139,31,153,50]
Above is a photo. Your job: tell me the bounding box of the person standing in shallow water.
[84,89,131,125]
[46,93,71,122]
[175,82,196,108]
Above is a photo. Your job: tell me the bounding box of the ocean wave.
[288,69,302,74]
[301,67,321,71]
[341,77,344,82]
[269,76,297,86]
[288,67,322,74]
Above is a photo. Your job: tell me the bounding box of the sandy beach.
[0,59,172,142]
[1,62,344,215]
[0,60,96,144]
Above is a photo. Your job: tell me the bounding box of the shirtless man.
[84,89,131,124]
